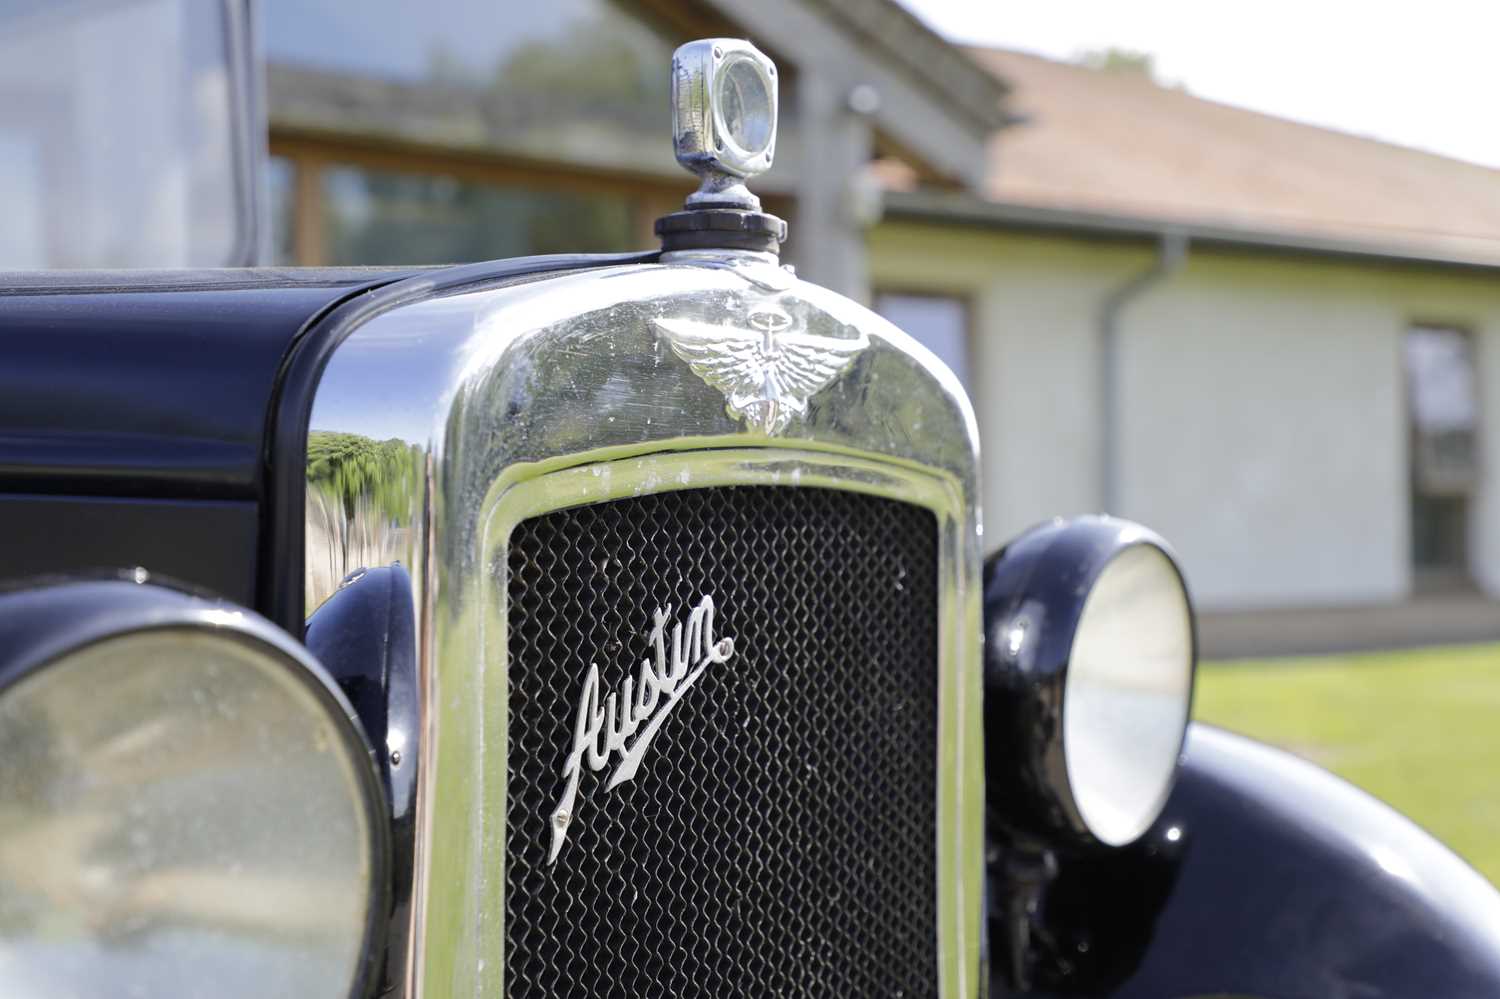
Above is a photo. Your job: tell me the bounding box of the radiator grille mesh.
[504,485,939,997]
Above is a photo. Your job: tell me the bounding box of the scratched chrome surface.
[304,251,984,998]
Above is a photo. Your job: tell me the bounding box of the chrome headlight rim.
[0,573,391,999]
[983,516,1198,851]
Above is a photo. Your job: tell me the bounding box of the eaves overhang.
[801,0,1012,132]
[884,189,1500,274]
[696,0,1009,190]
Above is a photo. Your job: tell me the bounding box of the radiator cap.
[657,38,787,255]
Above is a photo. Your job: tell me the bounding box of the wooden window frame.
[1403,321,1481,590]
[269,130,688,266]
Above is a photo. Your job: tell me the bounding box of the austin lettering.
[547,594,735,863]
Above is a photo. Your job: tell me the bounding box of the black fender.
[1021,723,1500,998]
[305,565,419,997]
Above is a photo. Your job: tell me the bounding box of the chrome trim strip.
[304,252,983,997]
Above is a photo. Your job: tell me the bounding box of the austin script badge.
[548,595,735,863]
[655,304,869,435]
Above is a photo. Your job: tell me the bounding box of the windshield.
[0,0,256,268]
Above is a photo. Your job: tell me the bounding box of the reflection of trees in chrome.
[308,432,422,523]
[305,432,423,612]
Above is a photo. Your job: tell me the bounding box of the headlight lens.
[715,55,775,156]
[983,516,1197,849]
[1064,544,1195,846]
[0,619,381,996]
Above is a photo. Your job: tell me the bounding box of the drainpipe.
[1099,229,1189,513]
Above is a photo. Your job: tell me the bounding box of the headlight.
[0,579,386,998]
[670,38,779,181]
[713,52,776,161]
[983,516,1196,849]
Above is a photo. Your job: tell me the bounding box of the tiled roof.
[959,47,1500,265]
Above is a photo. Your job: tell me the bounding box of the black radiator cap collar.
[655,208,787,255]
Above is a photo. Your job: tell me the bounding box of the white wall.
[870,224,1154,536]
[1119,254,1408,607]
[870,222,1500,612]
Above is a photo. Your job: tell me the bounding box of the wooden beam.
[289,150,326,267]
[270,129,693,205]
[794,73,873,300]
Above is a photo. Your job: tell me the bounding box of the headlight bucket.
[983,516,1197,850]
[670,37,779,179]
[0,576,388,999]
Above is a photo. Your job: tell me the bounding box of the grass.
[1193,642,1500,884]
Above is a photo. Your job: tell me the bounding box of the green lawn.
[1194,643,1500,884]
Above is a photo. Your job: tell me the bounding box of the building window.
[1405,325,1479,584]
[873,294,971,391]
[262,0,695,266]
[319,164,635,265]
[264,0,681,178]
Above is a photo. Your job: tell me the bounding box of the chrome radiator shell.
[303,251,984,997]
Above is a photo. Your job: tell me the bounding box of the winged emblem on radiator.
[655,306,870,435]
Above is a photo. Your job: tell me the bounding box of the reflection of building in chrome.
[305,432,422,612]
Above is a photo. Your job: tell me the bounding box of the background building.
[260,0,1500,653]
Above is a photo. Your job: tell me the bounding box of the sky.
[896,0,1500,171]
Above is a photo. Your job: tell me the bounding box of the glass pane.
[265,0,679,176]
[267,156,296,265]
[1406,326,1478,577]
[1412,492,1469,573]
[0,0,247,267]
[874,294,971,390]
[1406,327,1477,434]
[323,165,634,265]
[1406,326,1479,496]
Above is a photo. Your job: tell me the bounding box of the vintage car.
[1,37,1499,999]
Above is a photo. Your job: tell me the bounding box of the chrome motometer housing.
[302,248,984,997]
